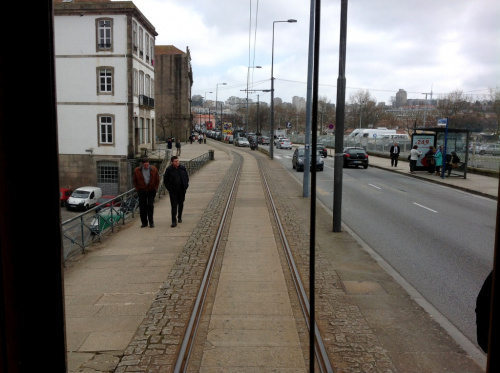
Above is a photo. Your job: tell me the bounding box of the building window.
[150,37,155,66]
[145,34,150,62]
[139,71,144,95]
[97,19,113,51]
[139,118,144,144]
[97,67,113,94]
[146,118,150,143]
[132,21,138,53]
[97,162,119,195]
[99,115,114,144]
[139,27,144,58]
[133,69,138,96]
[145,75,150,98]
[150,79,154,99]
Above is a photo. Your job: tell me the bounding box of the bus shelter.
[410,127,470,178]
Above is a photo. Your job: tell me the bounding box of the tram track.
[174,147,333,372]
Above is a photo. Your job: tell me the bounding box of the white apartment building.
[54,0,156,194]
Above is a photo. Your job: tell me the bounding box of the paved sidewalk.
[63,141,495,372]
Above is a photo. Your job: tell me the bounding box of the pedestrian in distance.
[163,155,189,227]
[167,138,172,150]
[133,157,160,228]
[203,133,207,144]
[409,145,422,174]
[175,138,181,156]
[434,145,444,176]
[389,142,401,167]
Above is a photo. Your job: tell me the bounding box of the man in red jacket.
[133,157,160,228]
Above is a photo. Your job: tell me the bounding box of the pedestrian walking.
[203,133,207,144]
[175,139,181,156]
[167,138,172,150]
[163,156,189,227]
[409,145,422,174]
[133,157,160,228]
[389,142,400,167]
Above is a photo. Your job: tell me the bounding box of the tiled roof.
[155,45,185,55]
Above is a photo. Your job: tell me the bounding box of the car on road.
[343,147,369,168]
[479,143,500,156]
[316,143,327,158]
[276,138,292,149]
[258,136,270,145]
[292,147,324,172]
[235,137,250,147]
[274,136,286,145]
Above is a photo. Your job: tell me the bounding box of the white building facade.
[54,0,156,194]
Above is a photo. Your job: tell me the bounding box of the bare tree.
[156,113,172,141]
[489,87,500,136]
[436,90,480,130]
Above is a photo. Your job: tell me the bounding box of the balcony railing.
[139,94,155,109]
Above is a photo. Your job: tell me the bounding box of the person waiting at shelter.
[445,151,461,177]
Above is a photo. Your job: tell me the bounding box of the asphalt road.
[273,147,495,351]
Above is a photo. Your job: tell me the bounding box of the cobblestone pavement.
[66,141,487,372]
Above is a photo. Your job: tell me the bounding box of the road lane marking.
[368,184,381,190]
[413,202,437,213]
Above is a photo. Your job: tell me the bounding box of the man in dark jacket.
[163,156,189,227]
[133,157,160,228]
[389,142,400,167]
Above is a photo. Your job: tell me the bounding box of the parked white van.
[66,186,103,211]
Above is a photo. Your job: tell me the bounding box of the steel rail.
[173,155,243,373]
[259,157,334,373]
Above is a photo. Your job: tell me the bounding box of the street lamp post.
[204,91,212,132]
[216,83,226,135]
[270,19,297,160]
[246,66,262,135]
[359,100,365,129]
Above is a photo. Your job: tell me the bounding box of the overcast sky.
[133,0,499,106]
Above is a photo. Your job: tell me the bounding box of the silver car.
[235,137,250,147]
[276,138,292,149]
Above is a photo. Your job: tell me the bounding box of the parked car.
[60,187,73,207]
[235,137,250,147]
[66,186,103,211]
[96,195,122,210]
[258,136,270,145]
[316,143,327,158]
[467,142,488,154]
[276,138,292,149]
[479,143,500,156]
[292,147,324,172]
[343,147,369,169]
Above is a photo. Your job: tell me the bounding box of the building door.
[97,161,119,195]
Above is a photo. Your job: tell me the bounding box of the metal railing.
[62,152,213,266]
[61,191,139,266]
